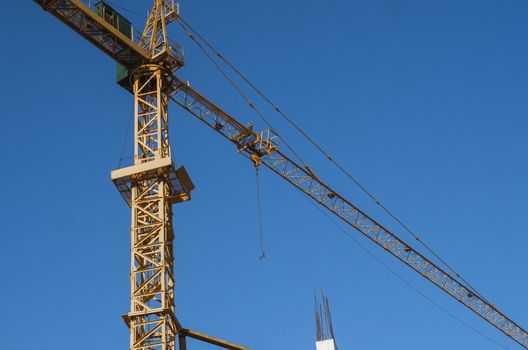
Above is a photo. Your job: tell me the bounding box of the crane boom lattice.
[168,77,528,349]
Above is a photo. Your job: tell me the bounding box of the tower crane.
[33,0,528,349]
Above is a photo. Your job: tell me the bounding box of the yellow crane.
[33,0,528,349]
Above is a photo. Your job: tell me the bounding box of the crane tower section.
[104,1,193,350]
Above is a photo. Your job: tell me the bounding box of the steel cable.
[176,15,489,303]
[175,19,311,170]
[256,167,266,260]
[305,195,509,350]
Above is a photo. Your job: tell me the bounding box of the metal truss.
[35,2,246,349]
[128,175,177,349]
[139,0,184,72]
[121,64,177,350]
[168,76,528,349]
[34,0,148,66]
[140,0,168,58]
[134,65,170,163]
[114,63,247,350]
[34,0,184,82]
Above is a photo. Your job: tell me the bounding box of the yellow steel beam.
[35,0,149,64]
[181,329,251,350]
[178,334,187,350]
[68,0,149,59]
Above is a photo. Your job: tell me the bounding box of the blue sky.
[1,1,527,349]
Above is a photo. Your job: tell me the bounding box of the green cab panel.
[94,1,132,88]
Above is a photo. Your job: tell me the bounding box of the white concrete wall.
[316,339,336,350]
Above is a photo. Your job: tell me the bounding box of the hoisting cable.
[176,15,488,303]
[117,112,134,168]
[255,166,266,260]
[175,19,311,173]
[304,195,509,350]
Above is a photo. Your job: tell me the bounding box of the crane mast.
[120,65,181,350]
[111,2,193,350]
[32,0,528,348]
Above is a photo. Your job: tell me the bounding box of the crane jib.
[34,0,149,66]
[168,77,528,349]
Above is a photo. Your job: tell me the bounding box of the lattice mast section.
[129,66,176,350]
[125,2,187,349]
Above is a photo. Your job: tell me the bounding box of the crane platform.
[111,157,195,206]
